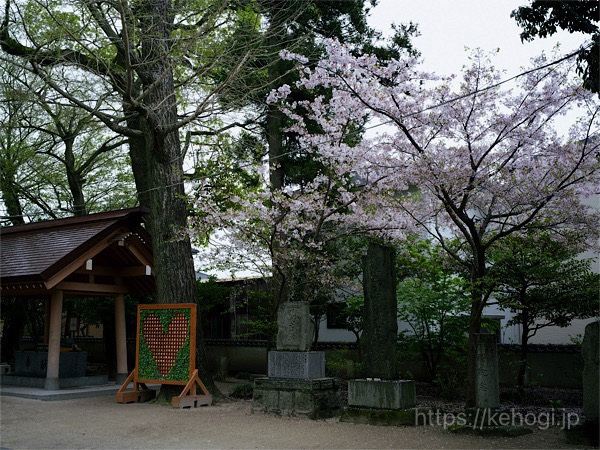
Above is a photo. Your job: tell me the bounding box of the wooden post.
[115,293,128,385]
[44,297,51,344]
[45,289,63,390]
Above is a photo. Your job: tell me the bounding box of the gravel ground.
[0,385,593,450]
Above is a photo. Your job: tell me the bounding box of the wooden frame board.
[135,303,196,385]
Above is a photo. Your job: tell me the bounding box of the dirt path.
[0,393,592,449]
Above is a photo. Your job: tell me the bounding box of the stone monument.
[475,333,500,411]
[582,321,599,422]
[344,243,417,425]
[252,301,340,418]
[578,321,599,445]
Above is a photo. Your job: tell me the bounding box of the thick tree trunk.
[266,9,289,308]
[64,137,87,216]
[466,273,485,407]
[0,164,25,225]
[124,0,215,398]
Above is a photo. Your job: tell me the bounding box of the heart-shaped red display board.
[142,313,189,377]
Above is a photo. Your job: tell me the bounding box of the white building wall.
[528,318,598,345]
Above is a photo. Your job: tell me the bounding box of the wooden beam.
[44,240,113,290]
[74,265,152,277]
[54,281,129,294]
[127,245,156,276]
[0,284,49,296]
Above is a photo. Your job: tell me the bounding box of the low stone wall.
[205,340,268,375]
[17,338,584,388]
[498,345,583,389]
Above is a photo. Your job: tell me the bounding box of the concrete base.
[44,377,60,390]
[116,373,128,385]
[1,374,109,389]
[348,379,416,410]
[268,351,325,379]
[252,377,340,419]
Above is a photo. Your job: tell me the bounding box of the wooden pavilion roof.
[0,207,155,297]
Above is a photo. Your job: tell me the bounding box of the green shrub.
[229,383,254,399]
[325,349,362,379]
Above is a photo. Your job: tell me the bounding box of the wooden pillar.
[45,289,63,390]
[44,298,51,344]
[115,293,128,384]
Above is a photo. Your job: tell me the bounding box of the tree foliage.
[271,39,599,405]
[396,238,471,383]
[490,232,599,387]
[512,0,599,94]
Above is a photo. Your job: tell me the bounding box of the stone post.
[582,321,599,421]
[276,302,313,352]
[474,333,500,410]
[345,243,416,420]
[361,243,398,379]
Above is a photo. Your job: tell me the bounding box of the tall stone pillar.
[45,289,63,390]
[346,243,416,418]
[582,321,599,421]
[474,333,500,410]
[361,243,398,379]
[114,293,128,384]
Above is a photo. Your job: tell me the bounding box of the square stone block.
[268,351,325,379]
[277,302,313,351]
[348,379,416,410]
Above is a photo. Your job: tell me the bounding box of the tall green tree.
[512,0,599,94]
[1,0,268,393]
[0,57,54,224]
[490,233,600,387]
[1,52,135,221]
[396,238,471,383]
[200,0,418,308]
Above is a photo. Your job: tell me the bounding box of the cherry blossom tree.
[270,39,600,406]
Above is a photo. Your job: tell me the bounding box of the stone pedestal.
[348,379,416,410]
[268,351,325,379]
[252,377,340,419]
[15,351,87,378]
[342,379,417,426]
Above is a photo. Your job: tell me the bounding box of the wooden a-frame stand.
[171,369,212,408]
[115,370,157,404]
[116,369,212,408]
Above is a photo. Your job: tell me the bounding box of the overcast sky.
[368,0,587,78]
